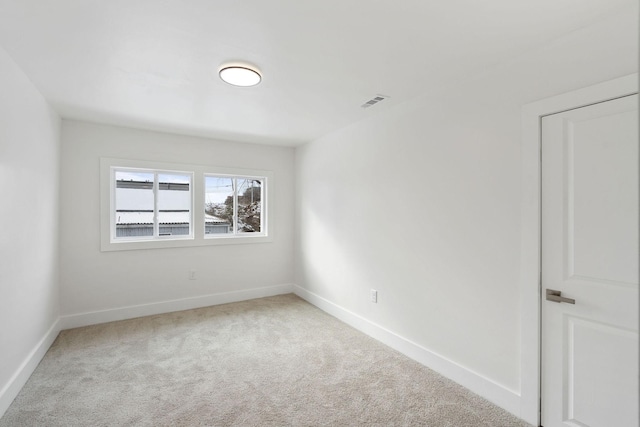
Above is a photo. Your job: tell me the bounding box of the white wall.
[294,6,637,420]
[60,121,295,318]
[0,46,61,414]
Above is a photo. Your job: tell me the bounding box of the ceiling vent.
[361,94,389,109]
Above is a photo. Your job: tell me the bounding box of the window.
[204,176,263,236]
[114,169,193,240]
[101,158,272,251]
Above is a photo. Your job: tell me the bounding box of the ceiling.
[0,0,632,146]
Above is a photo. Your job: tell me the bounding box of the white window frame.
[100,158,273,252]
[203,174,266,238]
[112,167,194,242]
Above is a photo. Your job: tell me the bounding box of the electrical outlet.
[188,270,196,280]
[370,289,378,303]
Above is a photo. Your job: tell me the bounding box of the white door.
[541,94,639,427]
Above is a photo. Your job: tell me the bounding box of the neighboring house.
[115,180,231,237]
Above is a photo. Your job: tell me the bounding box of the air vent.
[361,94,389,109]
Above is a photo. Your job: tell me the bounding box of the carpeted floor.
[0,294,531,426]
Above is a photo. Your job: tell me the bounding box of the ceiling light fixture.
[219,65,262,87]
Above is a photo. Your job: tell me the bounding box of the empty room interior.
[0,1,638,426]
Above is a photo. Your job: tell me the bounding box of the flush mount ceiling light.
[219,65,262,87]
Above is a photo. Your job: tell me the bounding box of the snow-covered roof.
[204,214,228,224]
[116,211,228,225]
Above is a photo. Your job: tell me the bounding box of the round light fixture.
[219,65,262,87]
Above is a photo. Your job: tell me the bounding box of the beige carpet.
[0,294,531,426]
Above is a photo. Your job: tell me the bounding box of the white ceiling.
[0,0,632,146]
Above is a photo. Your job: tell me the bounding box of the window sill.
[101,234,273,252]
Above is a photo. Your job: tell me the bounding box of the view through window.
[204,176,263,235]
[102,158,270,251]
[114,169,192,239]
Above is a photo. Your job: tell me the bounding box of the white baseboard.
[293,285,523,420]
[0,318,62,419]
[60,283,295,330]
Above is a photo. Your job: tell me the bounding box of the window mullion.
[233,177,238,234]
[153,172,159,237]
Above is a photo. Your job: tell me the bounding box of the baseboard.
[293,285,523,420]
[60,283,294,330]
[0,318,62,419]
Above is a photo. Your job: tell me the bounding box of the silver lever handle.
[546,289,575,304]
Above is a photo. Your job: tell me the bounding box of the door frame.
[519,73,638,426]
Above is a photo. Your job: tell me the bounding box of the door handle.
[546,289,575,304]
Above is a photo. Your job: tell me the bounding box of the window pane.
[237,178,262,233]
[157,173,191,236]
[115,171,154,238]
[204,176,233,235]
